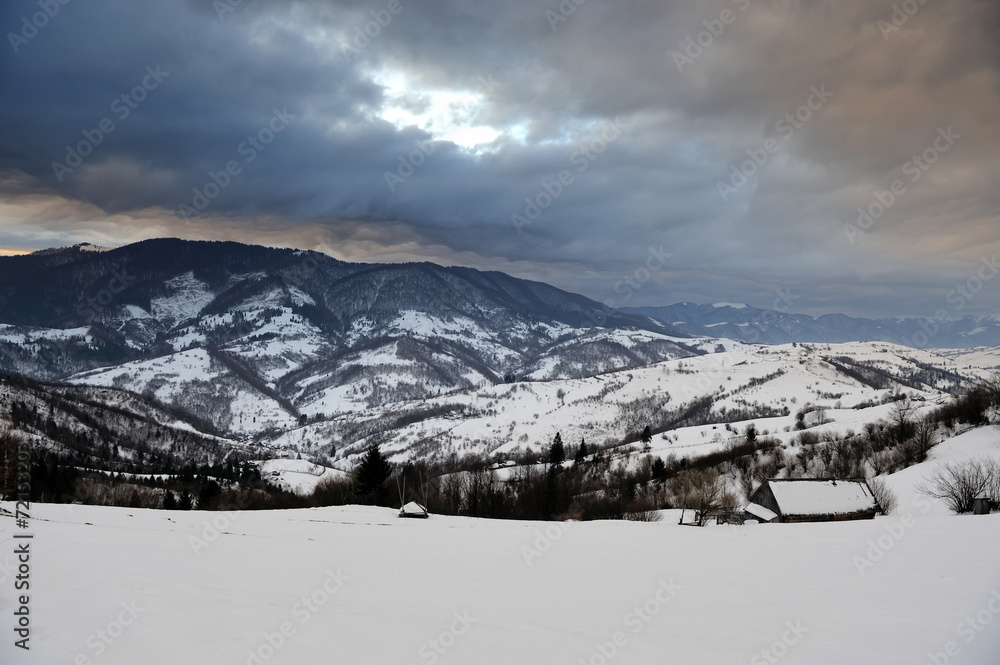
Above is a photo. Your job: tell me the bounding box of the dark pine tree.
[549,433,565,468]
[178,489,193,511]
[162,490,177,510]
[356,444,392,500]
[198,480,222,510]
[651,458,668,483]
[641,425,652,449]
[575,439,588,463]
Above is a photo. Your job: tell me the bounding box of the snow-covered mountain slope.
[263,340,987,469]
[0,238,695,431]
[0,372,243,471]
[66,348,298,435]
[4,238,1000,478]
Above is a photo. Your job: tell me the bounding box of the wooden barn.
[744,478,879,523]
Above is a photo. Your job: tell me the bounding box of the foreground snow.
[2,501,999,664]
[4,427,1000,664]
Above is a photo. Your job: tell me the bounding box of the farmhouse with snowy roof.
[744,478,880,523]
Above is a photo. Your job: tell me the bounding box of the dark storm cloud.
[1,0,999,317]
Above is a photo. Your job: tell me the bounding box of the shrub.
[917,458,1000,514]
[867,476,898,515]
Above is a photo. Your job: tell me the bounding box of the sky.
[1,0,999,318]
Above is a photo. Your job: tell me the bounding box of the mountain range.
[622,302,1000,349]
[1,238,997,473]
[0,239,697,435]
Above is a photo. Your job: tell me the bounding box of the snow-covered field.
[4,429,1000,665]
[257,458,350,495]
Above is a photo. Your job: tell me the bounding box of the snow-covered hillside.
[278,340,985,468]
[4,239,1000,486]
[0,239,695,433]
[68,348,298,435]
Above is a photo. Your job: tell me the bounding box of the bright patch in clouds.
[371,69,501,150]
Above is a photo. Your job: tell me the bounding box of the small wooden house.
[745,478,879,523]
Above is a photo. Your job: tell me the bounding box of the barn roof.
[745,502,778,522]
[766,479,877,516]
[400,501,427,515]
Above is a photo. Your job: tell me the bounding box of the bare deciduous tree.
[912,417,938,464]
[890,399,915,446]
[917,458,999,514]
[867,476,898,515]
[672,468,724,526]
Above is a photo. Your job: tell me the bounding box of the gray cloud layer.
[1,0,998,317]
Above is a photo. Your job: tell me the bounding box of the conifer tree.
[549,432,565,468]
[651,458,668,483]
[356,444,392,498]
